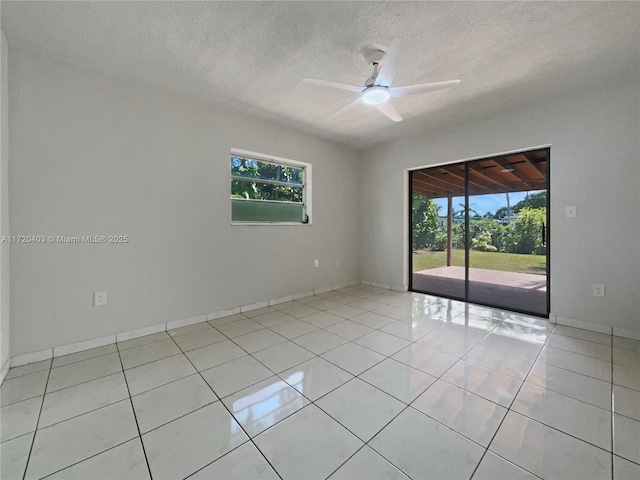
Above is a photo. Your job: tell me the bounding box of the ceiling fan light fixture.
[304,37,459,122]
[362,86,390,105]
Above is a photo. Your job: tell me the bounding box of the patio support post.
[447,196,453,266]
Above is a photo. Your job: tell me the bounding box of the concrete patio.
[412,266,547,315]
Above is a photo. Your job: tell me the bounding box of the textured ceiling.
[2,1,638,149]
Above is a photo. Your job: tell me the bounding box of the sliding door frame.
[408,147,550,318]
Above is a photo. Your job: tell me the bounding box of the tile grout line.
[169,298,422,478]
[545,336,614,363]
[114,341,154,480]
[467,323,556,480]
[26,369,124,408]
[346,324,493,478]
[36,438,141,479]
[165,333,284,480]
[48,347,117,370]
[502,332,624,457]
[611,330,615,480]
[2,364,53,382]
[322,444,373,480]
[305,344,425,478]
[325,319,506,479]
[19,393,130,434]
[148,300,532,475]
[5,293,587,480]
[489,327,629,464]
[20,359,53,480]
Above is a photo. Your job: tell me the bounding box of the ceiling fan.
[303,37,460,122]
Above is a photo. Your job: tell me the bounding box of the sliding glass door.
[411,163,467,300]
[410,148,549,317]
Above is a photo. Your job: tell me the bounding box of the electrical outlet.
[336,260,341,268]
[566,205,576,218]
[592,284,605,297]
[314,259,319,268]
[94,291,107,306]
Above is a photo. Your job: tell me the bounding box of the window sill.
[230,222,312,226]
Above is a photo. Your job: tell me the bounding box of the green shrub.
[452,223,465,248]
[431,231,448,251]
[471,230,497,252]
[412,195,441,250]
[511,207,547,254]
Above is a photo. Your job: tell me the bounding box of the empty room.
[0,1,639,479]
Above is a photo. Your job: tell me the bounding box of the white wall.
[8,48,361,356]
[0,30,10,379]
[360,79,640,337]
[6,44,640,360]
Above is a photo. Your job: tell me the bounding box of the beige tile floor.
[1,285,639,479]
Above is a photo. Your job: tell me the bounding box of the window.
[230,149,311,224]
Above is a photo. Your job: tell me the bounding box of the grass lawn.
[413,249,546,275]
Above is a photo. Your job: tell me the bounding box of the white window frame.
[230,148,312,226]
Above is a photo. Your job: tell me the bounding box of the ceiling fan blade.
[303,78,363,93]
[329,97,363,119]
[374,101,403,122]
[389,79,461,97]
[375,37,404,87]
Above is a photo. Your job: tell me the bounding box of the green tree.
[231,157,303,202]
[493,191,546,220]
[514,191,546,213]
[509,207,547,254]
[412,195,441,250]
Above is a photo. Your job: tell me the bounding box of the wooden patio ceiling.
[411,149,548,198]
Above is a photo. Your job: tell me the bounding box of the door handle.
[541,223,546,246]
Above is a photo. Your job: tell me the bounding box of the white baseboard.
[314,286,333,295]
[0,356,10,384]
[54,334,116,358]
[362,279,408,294]
[293,290,314,300]
[11,348,53,368]
[240,300,269,313]
[550,315,613,335]
[116,324,166,343]
[207,307,240,321]
[166,315,207,331]
[269,295,294,306]
[18,282,633,369]
[8,279,362,368]
[613,327,640,341]
[360,283,635,338]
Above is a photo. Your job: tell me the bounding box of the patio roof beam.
[520,153,547,178]
[413,172,464,196]
[467,165,512,190]
[438,167,493,194]
[487,159,535,186]
[422,170,465,191]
